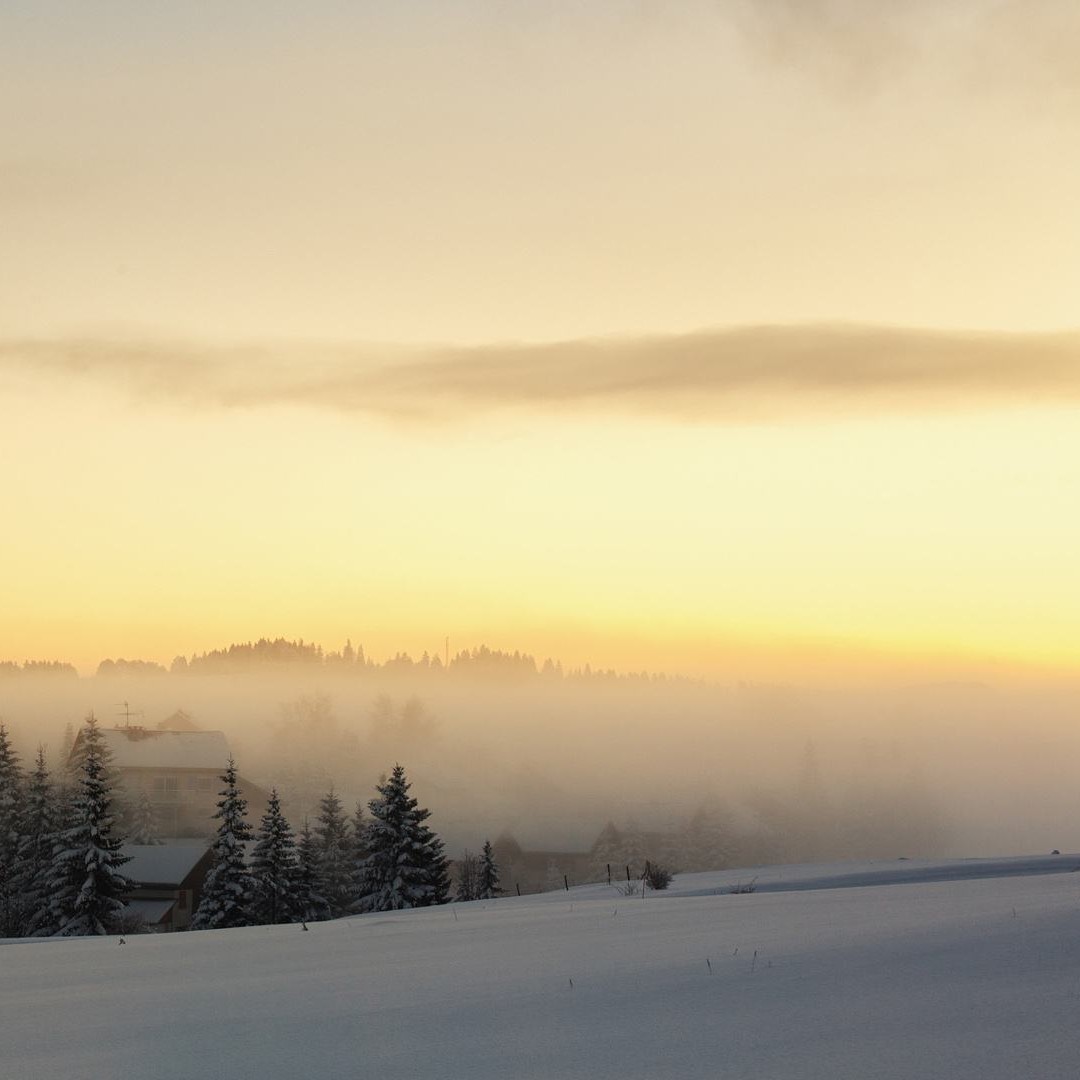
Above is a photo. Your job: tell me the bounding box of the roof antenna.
[115,701,144,727]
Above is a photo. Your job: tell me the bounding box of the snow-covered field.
[4,856,1080,1080]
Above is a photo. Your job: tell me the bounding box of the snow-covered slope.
[4,857,1079,1080]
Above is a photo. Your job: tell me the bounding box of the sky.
[2,1,1079,678]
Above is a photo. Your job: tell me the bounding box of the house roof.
[82,727,231,770]
[124,843,211,887]
[126,898,176,925]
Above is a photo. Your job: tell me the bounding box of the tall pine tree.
[191,757,255,930]
[47,714,132,936]
[355,764,449,912]
[13,746,59,936]
[251,788,299,925]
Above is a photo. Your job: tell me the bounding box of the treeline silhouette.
[0,637,683,684]
[0,661,78,679]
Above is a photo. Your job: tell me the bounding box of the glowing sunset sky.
[2,2,1078,678]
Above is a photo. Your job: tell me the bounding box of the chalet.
[69,726,268,838]
[489,835,593,895]
[123,843,213,931]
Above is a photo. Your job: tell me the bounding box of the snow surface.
[4,856,1080,1080]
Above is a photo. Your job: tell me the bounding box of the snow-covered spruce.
[478,839,501,899]
[295,819,331,923]
[350,799,370,904]
[251,788,299,925]
[191,757,256,930]
[13,746,61,936]
[47,714,133,937]
[354,764,450,912]
[0,722,25,937]
[314,788,353,918]
[129,788,163,846]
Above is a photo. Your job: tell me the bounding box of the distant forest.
[2,638,684,684]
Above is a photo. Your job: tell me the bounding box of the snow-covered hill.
[4,856,1079,1080]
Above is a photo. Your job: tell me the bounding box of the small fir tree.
[455,850,481,902]
[478,839,501,899]
[355,764,450,912]
[191,757,255,930]
[251,788,299,925]
[314,788,353,918]
[47,714,132,936]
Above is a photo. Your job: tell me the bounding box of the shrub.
[643,862,673,891]
[727,877,757,895]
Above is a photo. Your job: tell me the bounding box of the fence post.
[563,874,569,892]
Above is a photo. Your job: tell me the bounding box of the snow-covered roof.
[88,727,231,770]
[125,898,176,925]
[124,843,211,886]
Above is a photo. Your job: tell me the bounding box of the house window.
[152,776,179,795]
[196,776,214,792]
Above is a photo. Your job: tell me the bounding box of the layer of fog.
[3,668,1079,865]
[3,323,1080,424]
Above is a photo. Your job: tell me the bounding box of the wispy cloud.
[724,0,1080,103]
[2,324,1079,422]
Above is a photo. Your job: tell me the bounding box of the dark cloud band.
[2,323,1078,421]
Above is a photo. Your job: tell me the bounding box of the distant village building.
[123,843,214,931]
[68,725,268,838]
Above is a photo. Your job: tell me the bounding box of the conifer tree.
[0,723,24,937]
[13,747,59,936]
[680,806,732,873]
[314,788,353,918]
[47,714,132,936]
[295,819,330,923]
[478,839,501,899]
[251,788,299,925]
[589,821,623,883]
[191,757,255,930]
[130,789,163,845]
[544,857,563,892]
[618,820,649,878]
[59,722,75,769]
[355,764,450,912]
[455,849,481,902]
[349,799,371,908]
